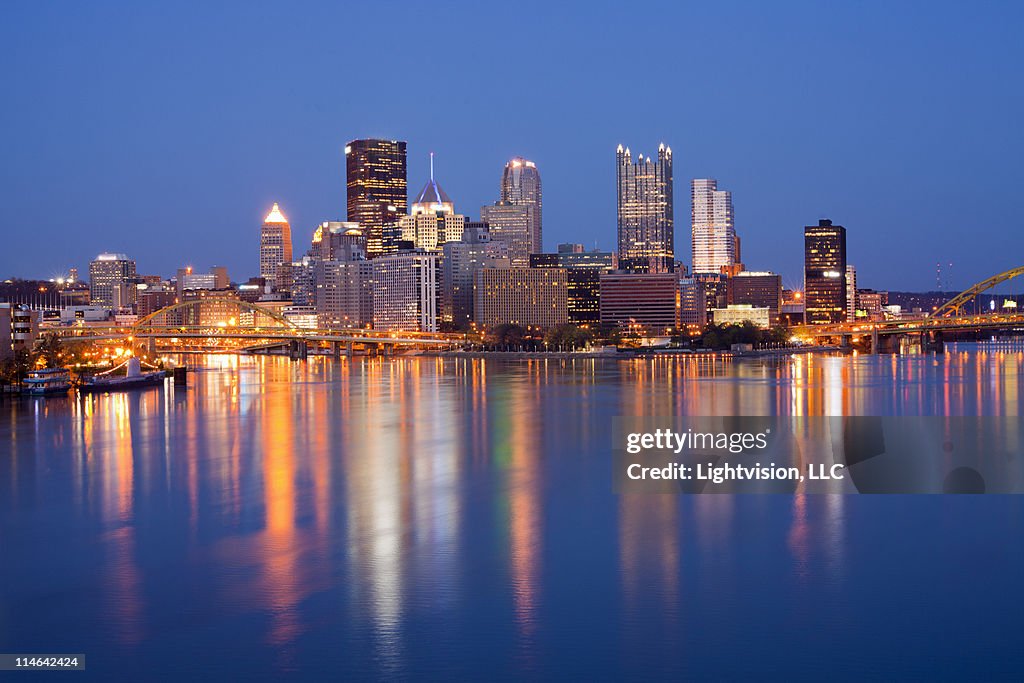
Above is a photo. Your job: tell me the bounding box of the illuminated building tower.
[372,249,438,332]
[345,139,407,257]
[500,157,542,253]
[846,264,858,321]
[473,267,568,330]
[691,179,737,274]
[530,247,616,325]
[260,203,293,288]
[616,143,674,272]
[88,253,137,308]
[397,155,465,251]
[480,201,531,267]
[804,219,847,325]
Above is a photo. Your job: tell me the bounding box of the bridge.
[52,297,472,358]
[795,266,1024,352]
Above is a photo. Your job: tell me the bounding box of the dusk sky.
[3,1,1022,291]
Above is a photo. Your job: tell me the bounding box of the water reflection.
[0,343,1022,678]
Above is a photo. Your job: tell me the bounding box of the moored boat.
[78,357,166,393]
[23,368,73,396]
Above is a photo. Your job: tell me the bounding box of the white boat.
[23,368,72,396]
[78,358,166,393]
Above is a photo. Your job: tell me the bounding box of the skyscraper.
[804,219,847,325]
[89,253,137,308]
[480,201,531,267]
[345,139,407,257]
[691,179,737,274]
[398,157,465,251]
[616,143,673,272]
[500,157,542,253]
[260,203,293,288]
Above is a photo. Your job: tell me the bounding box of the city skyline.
[2,2,1022,290]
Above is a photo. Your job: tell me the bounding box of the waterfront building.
[345,139,407,257]
[372,249,438,332]
[846,264,858,322]
[712,304,772,328]
[88,253,137,309]
[498,157,542,253]
[480,201,532,267]
[857,290,888,321]
[441,225,510,327]
[260,203,293,287]
[804,219,847,324]
[679,277,708,331]
[616,143,674,273]
[729,271,782,325]
[276,258,316,307]
[473,267,568,330]
[0,303,38,360]
[691,179,737,274]
[314,259,374,329]
[599,272,679,334]
[530,248,615,325]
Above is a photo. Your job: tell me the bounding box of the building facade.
[345,139,407,258]
[499,157,542,254]
[0,304,39,361]
[530,248,615,325]
[679,277,708,331]
[371,250,437,332]
[89,253,137,309]
[399,166,465,251]
[845,264,858,322]
[691,179,737,274]
[314,260,373,329]
[599,272,679,333]
[480,201,532,267]
[473,267,568,330]
[616,143,674,272]
[804,219,847,325]
[712,304,772,328]
[260,203,293,287]
[729,271,782,325]
[441,225,510,327]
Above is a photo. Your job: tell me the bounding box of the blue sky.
[2,0,1022,291]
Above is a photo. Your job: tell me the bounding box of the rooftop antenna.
[429,152,434,181]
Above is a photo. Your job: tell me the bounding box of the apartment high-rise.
[499,157,542,253]
[616,143,673,272]
[345,139,408,257]
[691,179,737,274]
[260,203,293,288]
[371,249,438,332]
[89,253,137,308]
[804,219,848,325]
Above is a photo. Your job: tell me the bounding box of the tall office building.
[260,203,293,287]
[398,160,465,251]
[372,249,438,332]
[616,143,673,272]
[89,253,137,308]
[345,139,408,257]
[804,219,847,325]
[310,222,367,262]
[480,201,532,267]
[441,225,510,327]
[691,179,737,274]
[530,248,616,325]
[499,157,542,253]
[729,271,782,325]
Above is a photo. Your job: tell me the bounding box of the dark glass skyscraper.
[616,143,673,273]
[804,219,847,324]
[345,139,407,258]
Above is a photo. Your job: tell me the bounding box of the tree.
[486,323,526,346]
[544,324,595,349]
[0,349,34,387]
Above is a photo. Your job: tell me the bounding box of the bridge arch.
[933,266,1024,317]
[132,297,299,332]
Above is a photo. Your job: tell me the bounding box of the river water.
[1,344,1023,680]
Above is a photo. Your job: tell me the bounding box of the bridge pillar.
[331,341,340,360]
[870,326,879,355]
[840,333,852,349]
[346,341,354,357]
[147,337,157,357]
[382,343,394,357]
